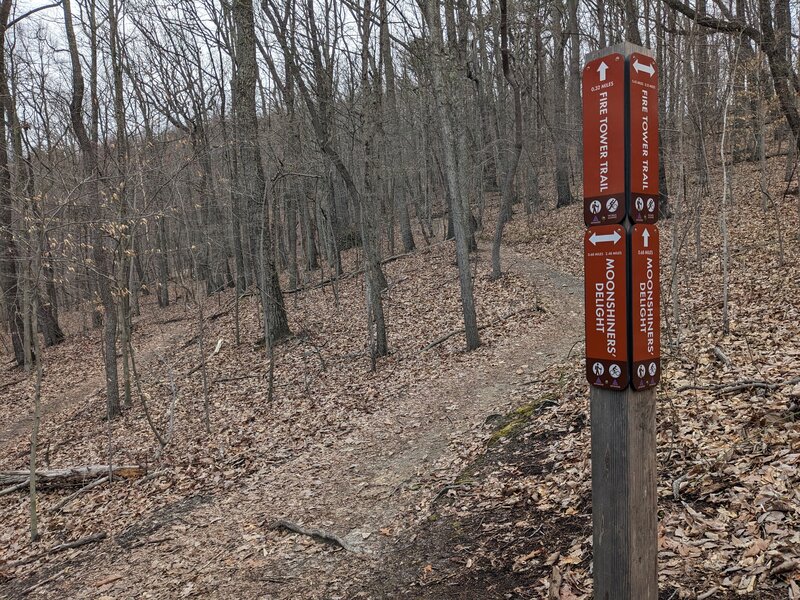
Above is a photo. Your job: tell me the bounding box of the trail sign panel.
[582,54,625,227]
[628,52,659,223]
[584,224,628,390]
[631,224,660,389]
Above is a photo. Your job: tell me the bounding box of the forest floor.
[0,155,799,599]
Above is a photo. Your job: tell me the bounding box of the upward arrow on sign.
[597,61,608,81]
[589,230,622,245]
[633,58,654,77]
[642,228,650,248]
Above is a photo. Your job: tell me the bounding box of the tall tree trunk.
[551,1,574,207]
[566,0,582,163]
[380,0,415,253]
[233,0,290,342]
[490,0,523,280]
[623,0,642,44]
[423,0,480,350]
[286,193,299,287]
[63,0,120,417]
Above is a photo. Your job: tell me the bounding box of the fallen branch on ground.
[697,587,719,600]
[10,533,107,568]
[186,340,223,377]
[129,536,172,550]
[134,469,168,486]
[205,291,255,322]
[22,567,67,595]
[0,479,30,496]
[423,306,540,351]
[214,375,262,383]
[0,377,25,392]
[272,519,361,553]
[94,574,125,588]
[0,465,144,487]
[50,475,109,513]
[676,376,800,395]
[285,240,449,295]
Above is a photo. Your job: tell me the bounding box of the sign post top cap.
[585,42,654,64]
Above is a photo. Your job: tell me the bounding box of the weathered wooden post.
[582,43,660,599]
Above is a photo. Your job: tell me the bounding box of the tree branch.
[660,0,761,42]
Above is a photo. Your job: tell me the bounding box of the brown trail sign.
[628,52,659,223]
[583,43,659,600]
[631,224,660,389]
[582,54,625,227]
[584,225,628,390]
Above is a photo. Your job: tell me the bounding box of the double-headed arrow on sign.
[632,58,654,77]
[589,230,622,245]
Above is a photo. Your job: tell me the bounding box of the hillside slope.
[0,155,798,599]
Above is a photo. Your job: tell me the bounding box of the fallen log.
[272,519,361,554]
[676,376,800,395]
[0,465,144,487]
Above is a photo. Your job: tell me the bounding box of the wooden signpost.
[583,43,660,600]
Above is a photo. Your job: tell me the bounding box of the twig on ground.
[0,377,25,391]
[94,574,125,587]
[129,536,172,550]
[134,469,167,486]
[697,587,719,600]
[566,339,583,359]
[431,483,472,506]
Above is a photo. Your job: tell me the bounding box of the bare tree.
[420,0,480,350]
[234,0,290,342]
[490,0,523,280]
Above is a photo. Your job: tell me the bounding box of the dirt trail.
[47,249,583,599]
[0,315,194,452]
